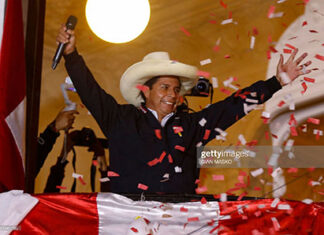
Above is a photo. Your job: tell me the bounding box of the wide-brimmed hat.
[120,52,198,107]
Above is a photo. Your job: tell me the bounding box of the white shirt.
[148,108,174,127]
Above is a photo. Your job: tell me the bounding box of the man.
[57,25,311,193]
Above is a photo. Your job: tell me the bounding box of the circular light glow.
[85,0,151,43]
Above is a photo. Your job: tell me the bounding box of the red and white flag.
[0,0,26,192]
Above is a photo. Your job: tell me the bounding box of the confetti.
[262,112,270,118]
[271,217,280,231]
[278,100,285,107]
[313,129,323,136]
[180,27,191,36]
[201,197,207,204]
[212,77,218,88]
[309,30,318,33]
[195,186,208,194]
[290,126,298,136]
[287,168,298,173]
[56,185,67,189]
[271,12,284,18]
[167,154,173,163]
[99,177,110,182]
[267,6,276,18]
[175,166,182,173]
[199,118,207,127]
[302,199,313,204]
[187,217,199,222]
[130,227,138,233]
[289,113,297,126]
[284,139,294,151]
[285,43,296,50]
[238,134,246,145]
[175,145,185,152]
[212,174,225,181]
[304,77,315,83]
[173,126,183,134]
[137,183,148,190]
[302,21,308,26]
[78,176,86,185]
[224,54,231,59]
[301,82,307,94]
[251,168,264,177]
[92,160,98,166]
[307,117,320,125]
[200,58,212,66]
[271,198,280,208]
[203,129,211,140]
[243,103,257,114]
[107,171,120,177]
[72,173,83,178]
[220,88,231,95]
[135,84,149,92]
[315,54,324,61]
[147,158,159,167]
[197,70,210,78]
[220,0,227,8]
[180,207,188,212]
[155,129,162,140]
[158,151,167,162]
[245,98,258,104]
[250,36,256,49]
[221,18,233,25]
[283,49,292,54]
[220,193,227,202]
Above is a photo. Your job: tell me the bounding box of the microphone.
[52,15,78,70]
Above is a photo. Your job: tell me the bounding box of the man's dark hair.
[139,75,181,103]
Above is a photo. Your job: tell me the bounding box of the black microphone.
[52,15,78,70]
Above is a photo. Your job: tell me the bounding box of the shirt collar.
[147,108,174,127]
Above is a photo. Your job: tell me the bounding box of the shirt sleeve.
[64,50,120,137]
[190,76,282,144]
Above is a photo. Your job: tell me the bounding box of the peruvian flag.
[0,191,322,234]
[0,0,26,192]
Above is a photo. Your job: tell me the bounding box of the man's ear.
[143,86,150,99]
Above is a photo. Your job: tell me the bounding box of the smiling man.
[57,25,311,193]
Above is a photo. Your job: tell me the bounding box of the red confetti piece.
[78,176,86,185]
[290,126,298,136]
[265,131,269,140]
[283,49,292,54]
[289,114,297,126]
[188,217,199,222]
[277,100,285,107]
[302,21,308,26]
[92,160,98,166]
[228,11,232,19]
[213,45,220,52]
[207,219,215,226]
[209,225,220,234]
[315,54,324,61]
[252,27,259,36]
[272,133,278,138]
[135,84,149,92]
[175,145,185,152]
[237,192,247,201]
[167,154,173,163]
[107,171,120,177]
[195,186,208,194]
[267,6,276,18]
[158,151,167,162]
[56,185,67,190]
[254,186,261,191]
[309,30,318,33]
[285,43,296,50]
[212,174,225,181]
[267,50,271,60]
[220,88,231,95]
[130,227,138,233]
[173,126,183,134]
[269,46,278,53]
[137,183,148,190]
[203,129,211,140]
[307,117,320,125]
[268,34,272,43]
[180,207,188,212]
[147,158,159,167]
[224,54,231,59]
[287,168,298,174]
[201,197,207,204]
[304,77,315,83]
[220,0,227,9]
[209,20,217,24]
[180,27,191,36]
[197,70,210,78]
[155,129,162,140]
[301,82,307,94]
[79,103,85,108]
[195,179,200,184]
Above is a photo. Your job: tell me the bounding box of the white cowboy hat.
[120,51,198,107]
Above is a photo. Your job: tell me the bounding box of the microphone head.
[66,15,77,30]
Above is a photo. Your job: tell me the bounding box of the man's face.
[143,76,181,121]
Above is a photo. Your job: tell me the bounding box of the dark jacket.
[64,50,281,193]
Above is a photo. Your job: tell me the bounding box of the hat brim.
[120,59,198,107]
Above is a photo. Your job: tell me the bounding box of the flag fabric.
[0,191,322,234]
[0,0,26,191]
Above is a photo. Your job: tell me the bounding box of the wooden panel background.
[35,0,323,201]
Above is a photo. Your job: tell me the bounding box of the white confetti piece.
[270,12,284,18]
[302,199,313,204]
[271,167,283,178]
[268,153,279,166]
[72,173,83,179]
[200,58,212,66]
[199,118,207,127]
[212,77,218,88]
[174,166,182,173]
[310,181,321,186]
[313,129,323,136]
[220,193,227,202]
[243,103,257,114]
[289,103,295,110]
[223,77,234,87]
[215,128,227,137]
[262,111,270,118]
[238,134,246,145]
[251,168,264,177]
[196,142,202,147]
[278,204,291,210]
[245,98,259,104]
[288,151,295,159]
[271,217,280,231]
[221,18,233,25]
[271,198,280,208]
[277,0,287,3]
[228,83,239,90]
[99,177,110,182]
[250,36,256,49]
